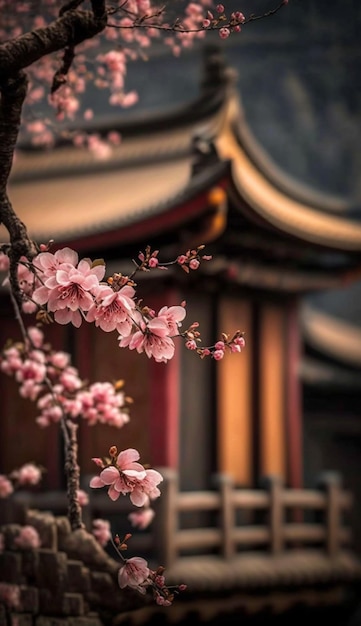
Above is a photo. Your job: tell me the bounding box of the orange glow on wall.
[218,298,253,485]
[259,304,286,480]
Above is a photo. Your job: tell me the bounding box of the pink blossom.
[87,284,135,333]
[0,475,13,498]
[0,252,9,272]
[89,448,147,501]
[27,326,44,349]
[92,518,112,547]
[77,489,89,506]
[157,305,186,336]
[33,249,105,328]
[189,258,200,270]
[130,469,163,507]
[14,525,41,549]
[213,349,224,360]
[234,336,246,349]
[118,556,150,592]
[49,351,70,369]
[119,316,176,363]
[0,583,20,609]
[128,507,155,530]
[77,382,129,428]
[219,27,230,39]
[16,463,42,486]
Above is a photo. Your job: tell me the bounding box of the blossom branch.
[107,0,288,36]
[0,9,107,83]
[0,72,38,301]
[64,420,84,530]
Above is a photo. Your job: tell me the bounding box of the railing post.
[154,468,179,568]
[262,475,284,554]
[317,471,342,557]
[213,474,234,559]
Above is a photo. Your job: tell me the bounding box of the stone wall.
[0,503,151,626]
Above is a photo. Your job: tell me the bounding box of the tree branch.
[0,9,107,83]
[0,72,27,193]
[0,72,37,301]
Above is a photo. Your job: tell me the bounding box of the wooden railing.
[154,470,354,567]
[12,470,354,568]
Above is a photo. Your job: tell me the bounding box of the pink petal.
[100,466,119,484]
[108,484,120,501]
[89,476,104,489]
[116,448,140,467]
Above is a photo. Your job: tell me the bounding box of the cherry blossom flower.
[32,249,105,327]
[119,315,176,363]
[0,475,14,498]
[86,284,135,333]
[128,507,155,530]
[92,519,112,547]
[14,525,41,550]
[90,448,163,506]
[14,463,42,486]
[89,448,147,502]
[118,556,150,592]
[77,489,89,506]
[157,305,186,336]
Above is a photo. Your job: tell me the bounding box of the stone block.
[61,593,84,617]
[9,613,33,626]
[38,589,63,615]
[26,511,58,551]
[55,518,71,551]
[89,571,113,594]
[36,550,68,592]
[66,561,90,593]
[0,604,7,626]
[21,550,40,582]
[19,586,39,613]
[0,552,23,584]
[36,617,67,625]
[1,524,23,550]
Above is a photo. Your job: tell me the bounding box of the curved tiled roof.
[302,304,361,368]
[216,95,361,254]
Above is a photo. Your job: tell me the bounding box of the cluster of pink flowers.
[115,539,186,606]
[0,1,257,149]
[0,462,43,498]
[184,325,246,360]
[92,518,112,547]
[202,4,246,39]
[0,325,131,428]
[14,525,41,550]
[0,583,20,610]
[90,447,162,508]
[0,525,41,551]
[0,243,243,363]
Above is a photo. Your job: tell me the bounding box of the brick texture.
[0,503,151,625]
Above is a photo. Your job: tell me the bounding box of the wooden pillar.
[285,299,303,488]
[217,298,253,485]
[259,304,286,480]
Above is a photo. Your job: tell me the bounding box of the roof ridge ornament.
[201,44,237,94]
